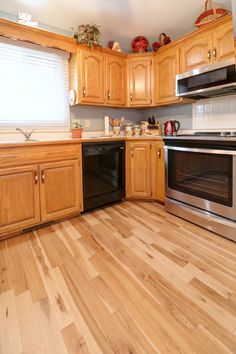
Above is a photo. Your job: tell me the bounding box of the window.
[0,37,69,128]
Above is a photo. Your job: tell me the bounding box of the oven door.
[165,146,236,221]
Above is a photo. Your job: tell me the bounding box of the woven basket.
[195,0,228,28]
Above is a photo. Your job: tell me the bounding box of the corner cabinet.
[154,46,180,105]
[0,142,83,239]
[127,56,153,106]
[126,141,152,198]
[126,140,165,202]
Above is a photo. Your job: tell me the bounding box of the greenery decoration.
[73,24,101,48]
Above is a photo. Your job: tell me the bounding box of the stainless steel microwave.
[176,59,236,99]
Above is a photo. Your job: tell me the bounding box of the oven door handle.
[164,146,236,155]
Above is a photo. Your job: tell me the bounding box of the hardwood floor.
[1,201,236,354]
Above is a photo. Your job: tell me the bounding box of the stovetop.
[177,131,236,138]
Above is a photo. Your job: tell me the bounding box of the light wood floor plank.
[1,201,236,353]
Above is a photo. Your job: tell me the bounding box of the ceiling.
[0,0,232,51]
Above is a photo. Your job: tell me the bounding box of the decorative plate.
[131,36,149,53]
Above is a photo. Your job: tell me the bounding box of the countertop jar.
[133,124,141,136]
[140,121,149,135]
[124,123,133,136]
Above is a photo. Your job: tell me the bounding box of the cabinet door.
[126,142,152,198]
[154,47,180,104]
[212,21,234,62]
[128,59,152,106]
[180,32,212,72]
[0,165,40,236]
[152,142,165,202]
[106,55,126,105]
[40,160,80,222]
[79,50,105,104]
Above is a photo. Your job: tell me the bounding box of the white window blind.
[0,38,69,128]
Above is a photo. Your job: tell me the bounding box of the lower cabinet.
[40,160,80,222]
[0,165,40,236]
[126,141,152,198]
[0,143,83,238]
[126,140,165,202]
[126,141,165,202]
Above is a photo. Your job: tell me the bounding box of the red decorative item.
[159,33,171,46]
[195,0,228,28]
[131,36,149,53]
[152,33,171,52]
[152,41,161,52]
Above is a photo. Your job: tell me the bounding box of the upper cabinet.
[180,17,234,73]
[79,49,105,104]
[69,47,126,106]
[106,55,126,106]
[212,21,234,62]
[154,46,180,105]
[127,56,153,106]
[180,32,212,72]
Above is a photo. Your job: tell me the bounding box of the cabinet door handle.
[82,86,86,97]
[157,148,162,159]
[213,48,217,60]
[130,93,133,102]
[41,170,45,183]
[107,90,111,100]
[34,171,38,184]
[131,148,134,158]
[207,49,211,61]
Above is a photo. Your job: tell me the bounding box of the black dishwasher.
[82,141,125,211]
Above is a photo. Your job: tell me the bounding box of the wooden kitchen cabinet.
[180,32,212,72]
[126,141,152,198]
[40,160,80,222]
[180,17,234,73]
[152,141,165,202]
[0,165,40,236]
[127,56,153,106]
[0,142,83,238]
[106,55,126,106]
[126,140,165,202]
[154,46,180,105]
[212,21,234,62]
[79,49,105,104]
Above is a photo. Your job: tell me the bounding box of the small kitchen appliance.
[164,120,180,136]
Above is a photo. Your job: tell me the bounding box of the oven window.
[168,150,233,207]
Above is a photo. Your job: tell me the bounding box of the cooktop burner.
[177,132,236,137]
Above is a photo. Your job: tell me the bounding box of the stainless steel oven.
[164,141,236,241]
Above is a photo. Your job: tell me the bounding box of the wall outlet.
[85,119,90,128]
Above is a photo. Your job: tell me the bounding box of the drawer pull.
[130,93,133,102]
[131,148,134,158]
[107,90,111,100]
[82,86,86,97]
[157,148,162,159]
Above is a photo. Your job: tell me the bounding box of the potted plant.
[71,121,83,138]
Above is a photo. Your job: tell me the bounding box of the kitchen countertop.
[0,135,164,148]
